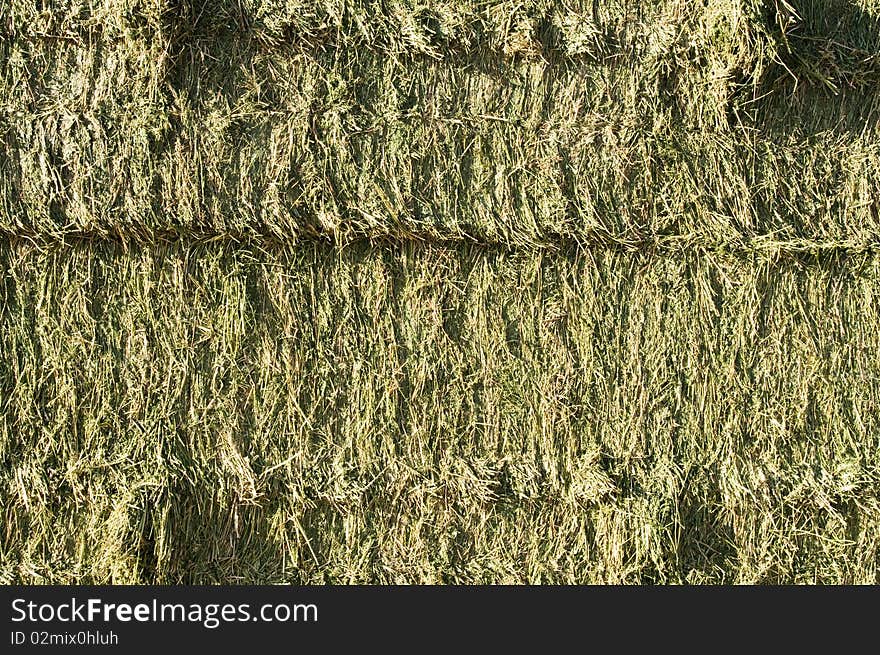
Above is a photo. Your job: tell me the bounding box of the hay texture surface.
[2,0,880,583]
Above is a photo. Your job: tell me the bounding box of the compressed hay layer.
[1,240,879,583]
[2,0,880,247]
[3,0,880,585]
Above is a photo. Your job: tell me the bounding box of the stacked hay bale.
[1,0,879,583]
